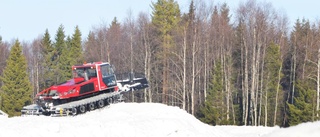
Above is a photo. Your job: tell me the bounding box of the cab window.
[101,65,114,78]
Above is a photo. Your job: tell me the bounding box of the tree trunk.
[244,39,249,125]
[317,48,320,117]
[130,32,134,102]
[36,57,39,97]
[302,34,309,80]
[231,92,236,125]
[222,34,230,121]
[183,27,187,110]
[204,35,208,103]
[265,79,268,126]
[162,35,169,105]
[143,28,152,103]
[258,43,266,125]
[291,39,296,104]
[274,62,282,126]
[107,42,110,63]
[250,28,257,126]
[191,33,195,115]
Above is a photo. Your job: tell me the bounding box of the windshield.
[73,67,97,78]
[101,64,114,78]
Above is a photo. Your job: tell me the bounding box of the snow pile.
[0,103,223,137]
[0,109,8,117]
[0,103,319,137]
[263,121,320,137]
[216,126,278,137]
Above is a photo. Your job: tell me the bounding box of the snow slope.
[263,121,320,137]
[0,103,319,137]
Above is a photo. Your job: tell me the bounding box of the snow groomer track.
[50,92,123,116]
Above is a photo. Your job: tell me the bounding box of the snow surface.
[0,110,8,117]
[0,103,320,137]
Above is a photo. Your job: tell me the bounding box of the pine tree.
[57,26,84,82]
[0,40,33,117]
[54,24,67,84]
[55,24,66,57]
[58,36,73,82]
[152,0,180,37]
[151,0,180,104]
[200,61,225,125]
[40,29,55,88]
[70,26,83,64]
[287,81,316,126]
[264,43,284,126]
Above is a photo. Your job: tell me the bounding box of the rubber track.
[49,91,123,116]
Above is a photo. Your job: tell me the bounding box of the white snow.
[0,103,320,137]
[0,109,8,117]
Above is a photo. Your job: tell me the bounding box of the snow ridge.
[0,103,320,137]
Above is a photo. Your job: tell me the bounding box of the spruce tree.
[58,25,83,82]
[54,24,67,84]
[0,40,33,117]
[70,26,83,64]
[151,0,180,104]
[41,29,55,88]
[287,81,316,126]
[200,61,225,125]
[264,43,284,126]
[152,0,180,36]
[58,36,72,82]
[55,24,66,57]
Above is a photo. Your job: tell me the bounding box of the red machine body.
[22,61,149,116]
[36,62,118,102]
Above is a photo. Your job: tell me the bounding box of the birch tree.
[137,12,152,102]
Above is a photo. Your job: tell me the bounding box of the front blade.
[116,72,149,92]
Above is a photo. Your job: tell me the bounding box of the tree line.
[0,0,319,127]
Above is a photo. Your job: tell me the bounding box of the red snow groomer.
[22,62,148,116]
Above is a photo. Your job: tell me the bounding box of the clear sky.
[0,0,319,42]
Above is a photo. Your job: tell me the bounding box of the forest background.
[0,0,320,127]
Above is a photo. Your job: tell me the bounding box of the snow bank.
[216,126,278,137]
[0,103,319,137]
[0,109,8,117]
[262,121,320,137]
[0,103,223,137]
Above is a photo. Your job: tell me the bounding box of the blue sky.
[0,0,319,42]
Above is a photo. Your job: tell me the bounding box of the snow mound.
[0,103,320,137]
[0,109,8,117]
[262,121,320,137]
[0,103,223,137]
[215,125,278,137]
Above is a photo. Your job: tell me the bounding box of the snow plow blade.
[116,72,149,92]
